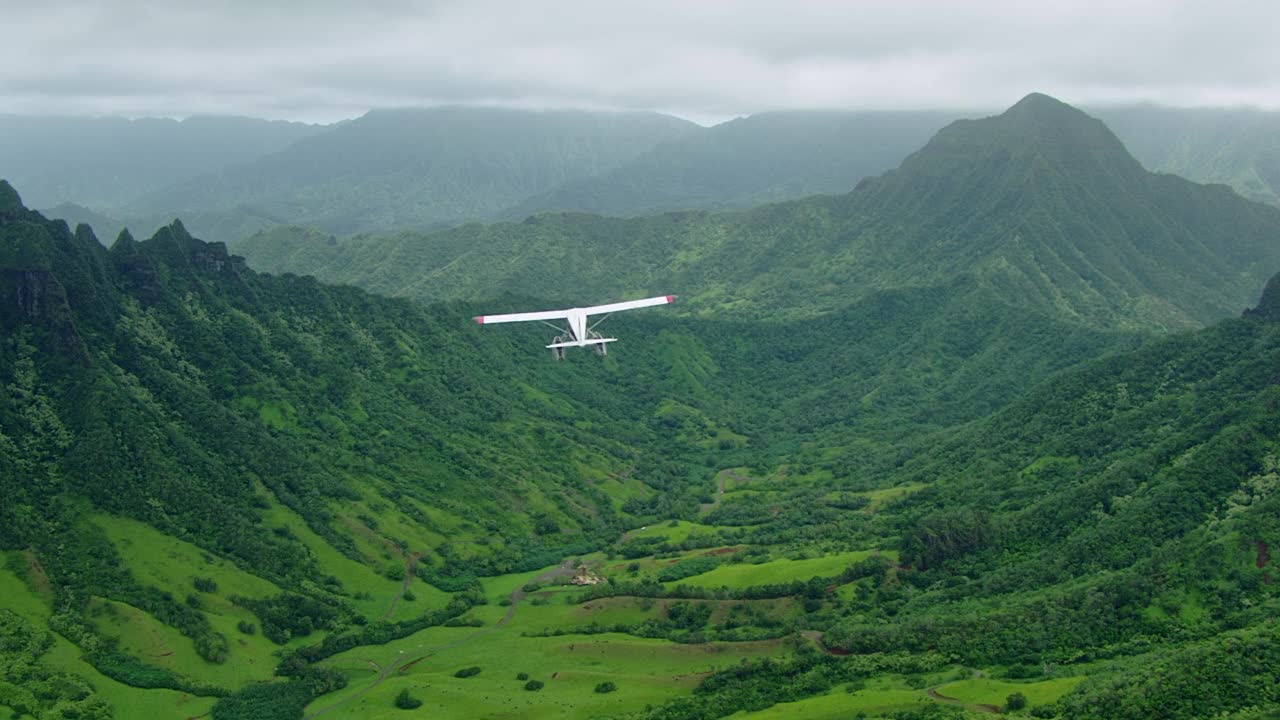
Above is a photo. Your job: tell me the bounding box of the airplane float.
[474,295,675,360]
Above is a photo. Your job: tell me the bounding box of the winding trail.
[305,652,416,719]
[698,469,747,514]
[304,557,579,719]
[380,551,422,621]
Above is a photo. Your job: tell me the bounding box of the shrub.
[1005,663,1039,679]
[1006,692,1028,712]
[516,672,529,680]
[454,666,481,678]
[193,577,218,593]
[524,680,544,691]
[236,621,256,635]
[394,689,422,710]
[594,681,617,693]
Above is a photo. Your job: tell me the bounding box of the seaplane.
[473,295,676,360]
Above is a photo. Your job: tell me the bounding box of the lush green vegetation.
[3,91,1280,720]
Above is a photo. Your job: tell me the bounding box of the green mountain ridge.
[238,94,1280,331]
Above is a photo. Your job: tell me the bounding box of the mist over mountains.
[12,100,1280,248]
[0,114,322,209]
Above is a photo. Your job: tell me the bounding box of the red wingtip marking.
[666,295,676,303]
[474,316,484,324]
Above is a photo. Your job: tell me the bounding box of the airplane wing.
[473,308,572,325]
[581,295,676,316]
[474,295,675,325]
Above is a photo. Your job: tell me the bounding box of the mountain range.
[14,103,1280,250]
[238,94,1280,332]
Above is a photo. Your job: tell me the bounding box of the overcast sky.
[4,0,1280,123]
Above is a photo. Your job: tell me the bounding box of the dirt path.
[698,469,746,514]
[305,557,579,719]
[304,651,416,719]
[380,551,423,621]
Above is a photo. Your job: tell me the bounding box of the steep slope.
[0,180,734,713]
[0,114,322,209]
[239,94,1280,331]
[816,278,1280,718]
[1097,104,1280,206]
[634,276,1279,720]
[126,107,697,239]
[506,110,959,217]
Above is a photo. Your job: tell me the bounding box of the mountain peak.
[0,180,25,215]
[1006,92,1079,117]
[874,93,1146,211]
[995,92,1130,155]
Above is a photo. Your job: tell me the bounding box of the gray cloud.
[3,0,1279,121]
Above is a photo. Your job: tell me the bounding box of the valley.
[2,93,1279,720]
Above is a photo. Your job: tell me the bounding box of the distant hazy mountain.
[21,103,1280,252]
[1096,105,1280,206]
[0,114,323,209]
[126,107,699,237]
[240,94,1280,331]
[505,110,962,217]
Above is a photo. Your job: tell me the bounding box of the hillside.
[239,94,1280,331]
[0,179,730,716]
[652,277,1280,720]
[124,108,697,239]
[506,110,959,217]
[0,114,322,209]
[1097,105,1280,206]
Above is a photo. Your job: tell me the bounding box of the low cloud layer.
[5,0,1279,121]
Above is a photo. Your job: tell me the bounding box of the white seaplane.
[474,295,675,360]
